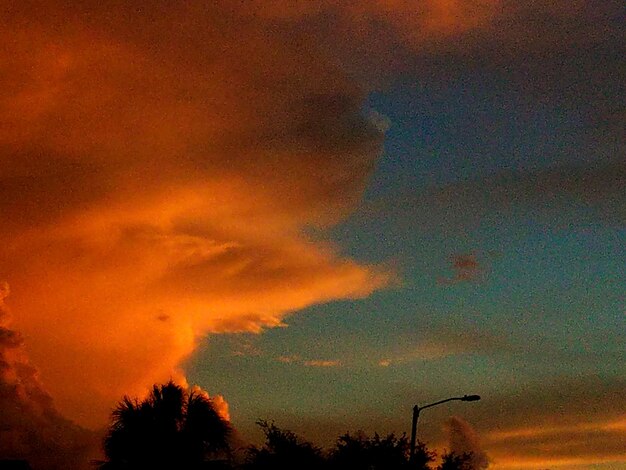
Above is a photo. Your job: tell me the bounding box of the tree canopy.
[99,381,230,470]
[244,420,325,470]
[98,383,481,470]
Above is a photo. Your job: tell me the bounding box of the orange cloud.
[2,2,612,452]
[484,420,626,469]
[189,385,231,423]
[461,377,626,469]
[4,0,537,432]
[0,283,98,468]
[277,356,300,364]
[1,1,395,428]
[303,360,342,368]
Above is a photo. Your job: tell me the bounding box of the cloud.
[189,385,231,423]
[359,374,626,469]
[303,360,342,368]
[485,423,626,469]
[438,253,485,285]
[0,282,98,469]
[237,0,625,126]
[445,416,490,469]
[277,356,300,364]
[345,1,624,233]
[380,325,509,364]
[376,161,626,236]
[1,1,394,427]
[275,356,341,367]
[2,5,623,465]
[231,342,263,358]
[457,375,626,469]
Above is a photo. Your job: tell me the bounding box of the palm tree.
[100,381,230,470]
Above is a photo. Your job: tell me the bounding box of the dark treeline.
[241,420,474,470]
[95,382,476,470]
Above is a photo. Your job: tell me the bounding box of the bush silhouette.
[437,451,475,470]
[244,424,444,470]
[330,431,434,469]
[244,420,324,470]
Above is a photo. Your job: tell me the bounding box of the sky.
[0,1,624,469]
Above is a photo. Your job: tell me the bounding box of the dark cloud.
[377,161,626,234]
[438,254,484,285]
[450,374,626,468]
[304,1,625,234]
[0,283,98,469]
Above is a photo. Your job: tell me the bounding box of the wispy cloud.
[276,355,301,364]
[485,423,626,469]
[458,375,626,469]
[377,326,508,365]
[445,416,490,469]
[276,356,341,368]
[303,360,342,368]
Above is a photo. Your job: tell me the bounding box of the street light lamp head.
[461,394,481,401]
[409,394,481,462]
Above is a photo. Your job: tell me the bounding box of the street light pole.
[409,394,480,462]
[410,404,420,459]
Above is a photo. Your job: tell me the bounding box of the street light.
[409,394,481,461]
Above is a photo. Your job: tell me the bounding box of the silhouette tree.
[244,420,324,470]
[436,451,474,470]
[99,381,230,470]
[243,423,439,470]
[412,441,438,470]
[330,432,433,469]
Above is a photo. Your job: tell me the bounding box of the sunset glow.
[1,1,624,469]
